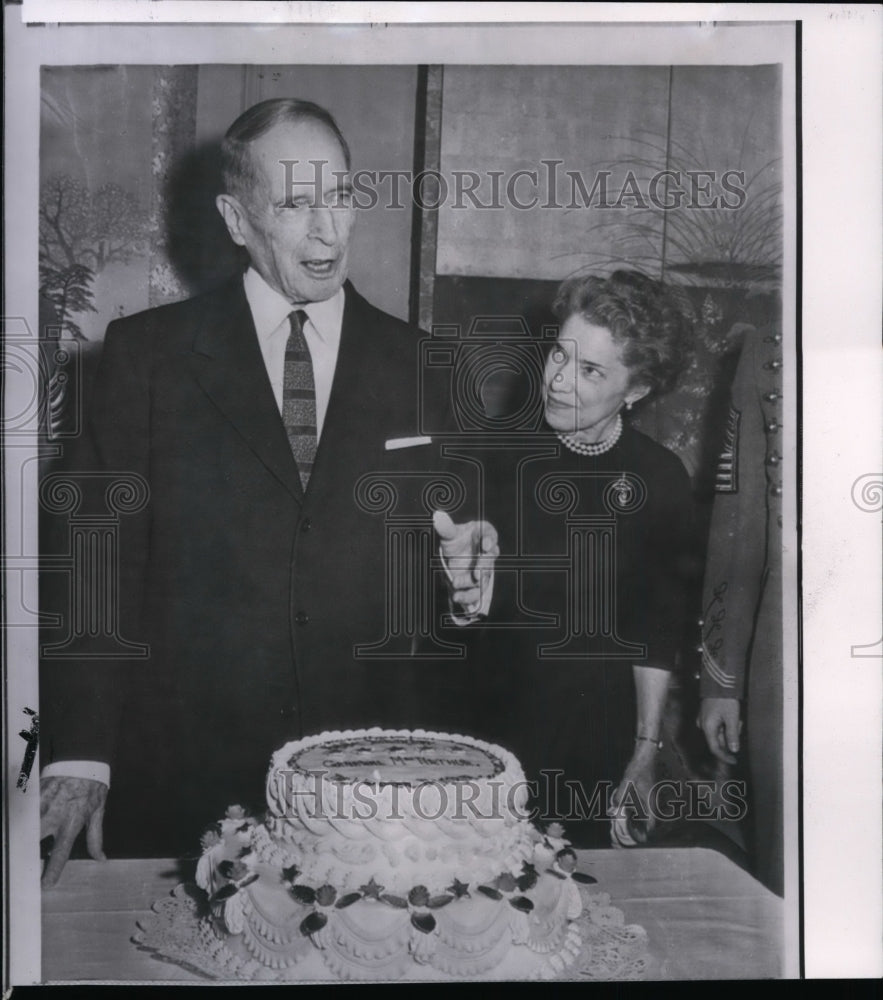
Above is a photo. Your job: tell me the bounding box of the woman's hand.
[608,740,659,848]
[610,664,670,846]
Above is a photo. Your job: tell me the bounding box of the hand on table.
[40,776,107,888]
[697,697,742,765]
[608,741,658,848]
[433,510,499,618]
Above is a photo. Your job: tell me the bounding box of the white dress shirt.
[244,266,344,436]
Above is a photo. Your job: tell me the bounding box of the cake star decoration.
[447,878,470,899]
[359,877,385,900]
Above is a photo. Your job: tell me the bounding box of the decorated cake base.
[184,729,615,981]
[134,880,651,982]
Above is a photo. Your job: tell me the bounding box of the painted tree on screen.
[39,174,148,339]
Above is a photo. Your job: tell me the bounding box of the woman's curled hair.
[552,270,694,396]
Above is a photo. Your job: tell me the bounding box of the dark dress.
[470,423,698,846]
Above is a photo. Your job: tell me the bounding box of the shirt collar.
[243,267,345,344]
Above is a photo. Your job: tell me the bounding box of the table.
[42,847,785,981]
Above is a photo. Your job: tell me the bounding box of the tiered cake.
[195,729,593,981]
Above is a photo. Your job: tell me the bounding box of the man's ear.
[215,193,249,248]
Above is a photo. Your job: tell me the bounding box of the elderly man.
[40,99,496,882]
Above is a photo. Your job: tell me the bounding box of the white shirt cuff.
[42,761,111,788]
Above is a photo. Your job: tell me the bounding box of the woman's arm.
[609,442,701,846]
[608,664,672,847]
[634,663,671,743]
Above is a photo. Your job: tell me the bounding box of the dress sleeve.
[636,449,702,671]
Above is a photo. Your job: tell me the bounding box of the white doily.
[133,882,649,982]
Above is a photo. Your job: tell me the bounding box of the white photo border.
[3,2,881,985]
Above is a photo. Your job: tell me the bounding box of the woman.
[476,270,698,848]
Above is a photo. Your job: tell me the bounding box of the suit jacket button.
[301,517,312,533]
[295,611,310,625]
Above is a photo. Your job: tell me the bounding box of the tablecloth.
[41,846,784,981]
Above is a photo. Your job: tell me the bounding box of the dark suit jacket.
[41,277,481,855]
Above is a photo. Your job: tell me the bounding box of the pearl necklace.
[556,414,623,456]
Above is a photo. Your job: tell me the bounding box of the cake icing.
[195,728,593,981]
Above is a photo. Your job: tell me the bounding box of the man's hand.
[40,776,108,888]
[433,510,499,616]
[608,741,658,848]
[698,697,742,765]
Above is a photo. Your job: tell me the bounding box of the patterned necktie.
[282,309,317,490]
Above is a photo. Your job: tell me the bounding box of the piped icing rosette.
[263,728,534,895]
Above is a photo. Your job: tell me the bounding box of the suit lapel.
[188,278,304,503]
[309,283,383,486]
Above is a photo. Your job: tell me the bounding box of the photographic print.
[3,3,880,987]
